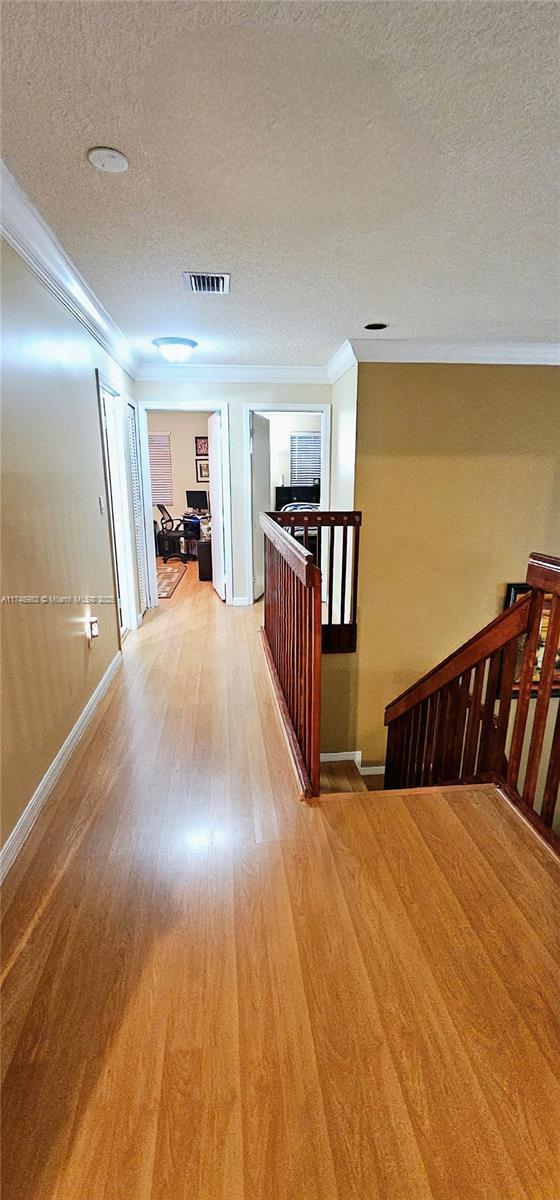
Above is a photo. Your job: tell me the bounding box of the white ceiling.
[1,1,559,367]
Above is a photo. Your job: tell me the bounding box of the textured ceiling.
[2,1,559,365]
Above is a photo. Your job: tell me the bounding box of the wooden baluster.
[462,661,485,777]
[477,651,502,773]
[414,701,429,786]
[351,522,360,627]
[441,678,461,780]
[522,593,560,809]
[384,719,398,789]
[424,693,438,785]
[508,589,545,789]
[340,522,348,626]
[541,703,560,827]
[310,571,322,795]
[450,673,470,778]
[408,707,420,786]
[432,685,451,783]
[327,523,335,628]
[489,636,518,775]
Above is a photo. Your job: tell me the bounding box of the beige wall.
[148,409,210,520]
[322,362,560,762]
[1,240,130,846]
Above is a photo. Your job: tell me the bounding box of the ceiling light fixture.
[153,337,198,364]
[87,146,129,173]
[365,322,388,330]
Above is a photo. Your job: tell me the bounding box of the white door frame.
[99,378,139,634]
[137,397,234,607]
[242,402,331,604]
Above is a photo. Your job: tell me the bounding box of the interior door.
[251,412,271,601]
[127,403,148,616]
[207,411,226,600]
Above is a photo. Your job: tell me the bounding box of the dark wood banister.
[267,510,362,653]
[260,512,316,585]
[385,593,532,724]
[384,552,560,853]
[259,512,322,798]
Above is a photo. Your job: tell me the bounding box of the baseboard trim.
[232,596,252,607]
[320,751,362,766]
[0,651,122,883]
[319,751,385,778]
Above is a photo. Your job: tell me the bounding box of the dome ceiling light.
[152,337,198,364]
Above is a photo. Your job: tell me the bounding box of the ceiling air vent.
[183,271,230,295]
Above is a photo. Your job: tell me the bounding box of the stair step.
[320,760,367,795]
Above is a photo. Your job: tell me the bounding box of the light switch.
[98,495,105,514]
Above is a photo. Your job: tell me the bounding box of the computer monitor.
[186,489,209,512]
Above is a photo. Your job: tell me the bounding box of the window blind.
[290,432,321,486]
[148,432,173,504]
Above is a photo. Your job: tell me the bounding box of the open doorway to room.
[139,403,232,609]
[96,376,141,639]
[246,406,330,601]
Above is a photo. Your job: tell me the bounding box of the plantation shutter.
[148,432,173,504]
[290,432,321,486]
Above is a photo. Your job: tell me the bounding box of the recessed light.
[87,147,129,173]
[153,337,198,364]
[365,322,388,330]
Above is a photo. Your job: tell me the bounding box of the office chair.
[156,505,200,563]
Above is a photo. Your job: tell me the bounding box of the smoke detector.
[87,147,129,173]
[183,272,230,294]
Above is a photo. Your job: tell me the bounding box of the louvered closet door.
[127,403,148,615]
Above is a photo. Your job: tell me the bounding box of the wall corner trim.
[325,340,358,383]
[0,160,137,377]
[0,651,122,883]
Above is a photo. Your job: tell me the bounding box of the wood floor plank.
[2,572,560,1200]
[318,794,531,1200]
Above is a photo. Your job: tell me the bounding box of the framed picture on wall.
[504,583,560,695]
[195,436,208,457]
[196,458,210,482]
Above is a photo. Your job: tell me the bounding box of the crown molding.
[0,159,138,377]
[134,361,329,384]
[325,339,357,382]
[350,338,560,366]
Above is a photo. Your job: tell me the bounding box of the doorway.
[245,404,331,602]
[96,376,139,637]
[138,400,233,608]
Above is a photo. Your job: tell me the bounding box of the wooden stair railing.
[267,510,362,652]
[260,512,322,798]
[384,552,560,850]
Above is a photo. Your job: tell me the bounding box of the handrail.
[259,512,322,798]
[384,552,560,850]
[259,512,315,585]
[385,593,532,723]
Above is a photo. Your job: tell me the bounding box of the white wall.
[148,409,210,520]
[262,411,322,505]
[330,363,358,509]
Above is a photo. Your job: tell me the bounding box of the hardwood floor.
[2,571,560,1199]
